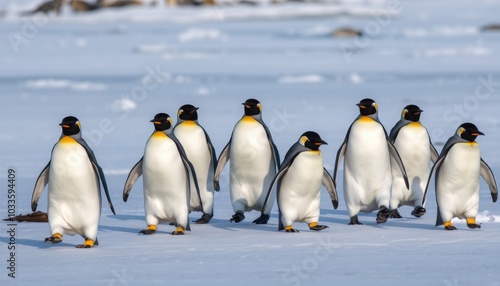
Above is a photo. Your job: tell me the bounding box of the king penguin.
[173,104,218,224]
[214,98,280,224]
[31,116,116,248]
[261,132,338,232]
[123,113,201,235]
[388,104,439,218]
[333,98,409,225]
[422,123,497,230]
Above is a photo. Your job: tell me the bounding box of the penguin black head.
[402,104,423,122]
[356,98,377,116]
[59,116,81,136]
[242,98,262,116]
[299,131,328,151]
[150,113,173,131]
[457,122,484,142]
[178,104,199,121]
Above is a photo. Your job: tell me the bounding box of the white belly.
[143,134,189,222]
[174,122,214,213]
[229,118,276,211]
[48,141,100,237]
[391,123,432,205]
[344,118,392,212]
[437,142,481,218]
[279,151,323,222]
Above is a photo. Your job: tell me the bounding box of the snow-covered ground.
[1,0,500,285]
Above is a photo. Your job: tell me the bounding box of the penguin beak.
[190,107,199,113]
[314,139,328,146]
[414,110,423,115]
[356,104,366,109]
[150,119,161,124]
[59,124,70,128]
[472,131,485,136]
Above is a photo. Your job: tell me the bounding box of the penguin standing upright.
[261,132,338,232]
[123,113,201,235]
[388,105,439,218]
[214,99,280,224]
[333,98,409,225]
[173,104,218,224]
[423,123,497,230]
[31,116,116,248]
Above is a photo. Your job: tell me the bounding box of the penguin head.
[299,131,328,151]
[150,113,173,131]
[402,104,423,122]
[242,98,262,116]
[178,104,199,121]
[59,116,81,136]
[457,122,484,142]
[356,98,378,116]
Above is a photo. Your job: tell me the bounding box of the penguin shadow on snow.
[208,214,279,232]
[106,214,144,221]
[1,236,74,249]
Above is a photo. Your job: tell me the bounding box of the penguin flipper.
[422,155,446,206]
[214,141,231,191]
[259,120,281,170]
[322,168,338,209]
[480,158,498,202]
[78,139,116,215]
[333,141,347,186]
[173,136,203,212]
[32,162,50,212]
[430,141,439,163]
[200,125,218,185]
[123,158,143,202]
[387,140,409,189]
[261,164,290,215]
[435,205,444,226]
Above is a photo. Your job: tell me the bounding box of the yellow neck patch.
[309,150,321,154]
[359,116,374,122]
[242,116,257,123]
[181,120,197,127]
[59,136,77,144]
[152,131,168,138]
[468,142,478,146]
[408,122,422,127]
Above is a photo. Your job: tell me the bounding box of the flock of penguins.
[31,98,498,248]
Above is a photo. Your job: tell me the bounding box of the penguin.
[123,113,201,235]
[388,105,439,218]
[261,132,338,232]
[31,116,116,248]
[422,123,498,230]
[333,98,409,225]
[173,104,218,224]
[214,98,280,224]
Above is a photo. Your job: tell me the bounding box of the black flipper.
[387,140,410,190]
[32,162,50,212]
[123,158,143,202]
[214,141,231,192]
[322,168,338,209]
[480,158,498,202]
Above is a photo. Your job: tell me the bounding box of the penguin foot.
[411,206,426,218]
[348,215,363,225]
[229,211,245,223]
[252,213,270,224]
[308,222,328,231]
[389,209,403,219]
[76,239,95,248]
[44,233,62,244]
[171,227,185,235]
[139,224,157,235]
[443,221,457,230]
[285,226,299,233]
[376,206,390,224]
[466,218,481,229]
[194,213,212,224]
